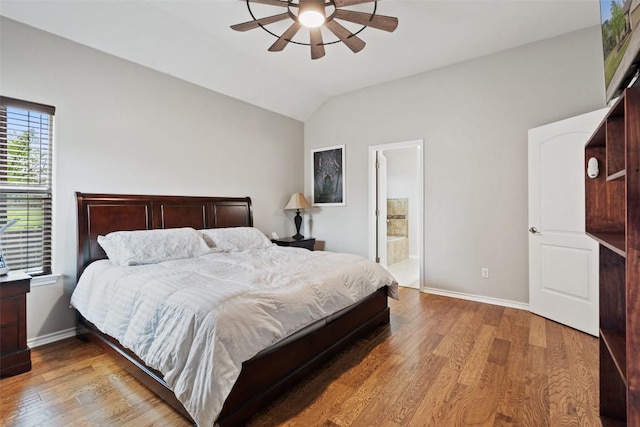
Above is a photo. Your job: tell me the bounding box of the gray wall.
[304,26,606,304]
[0,18,304,341]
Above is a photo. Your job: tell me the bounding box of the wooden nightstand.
[271,237,316,251]
[0,270,32,377]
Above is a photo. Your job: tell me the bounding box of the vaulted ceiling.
[0,0,601,121]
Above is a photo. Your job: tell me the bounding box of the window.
[0,96,55,275]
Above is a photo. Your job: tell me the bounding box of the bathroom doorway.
[368,140,423,289]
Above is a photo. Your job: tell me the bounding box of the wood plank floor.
[0,288,602,426]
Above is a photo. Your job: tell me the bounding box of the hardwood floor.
[0,288,601,426]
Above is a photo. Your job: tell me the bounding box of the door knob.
[529,227,539,234]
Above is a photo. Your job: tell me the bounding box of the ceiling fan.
[230,0,399,60]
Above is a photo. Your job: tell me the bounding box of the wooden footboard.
[78,286,390,426]
[219,286,389,425]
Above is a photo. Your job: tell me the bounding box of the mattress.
[71,246,398,426]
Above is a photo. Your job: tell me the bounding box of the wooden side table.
[271,237,316,251]
[0,270,32,377]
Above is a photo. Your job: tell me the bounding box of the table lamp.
[284,193,311,240]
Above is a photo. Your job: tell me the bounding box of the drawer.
[290,240,314,250]
[0,348,31,377]
[0,281,30,298]
[0,298,19,326]
[1,323,19,353]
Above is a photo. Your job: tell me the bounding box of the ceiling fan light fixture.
[298,0,326,28]
[231,0,398,59]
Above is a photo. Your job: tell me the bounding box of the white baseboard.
[28,327,77,348]
[421,287,529,311]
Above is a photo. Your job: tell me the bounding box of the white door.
[377,151,388,267]
[528,109,607,336]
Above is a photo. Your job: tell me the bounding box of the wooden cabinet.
[271,237,316,251]
[585,86,640,425]
[0,270,32,377]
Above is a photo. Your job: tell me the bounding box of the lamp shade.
[284,193,311,210]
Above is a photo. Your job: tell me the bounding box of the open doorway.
[369,140,423,289]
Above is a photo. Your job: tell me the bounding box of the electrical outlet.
[481,267,489,278]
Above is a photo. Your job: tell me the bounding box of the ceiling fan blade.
[324,20,365,53]
[309,28,325,60]
[246,0,289,7]
[269,22,302,52]
[230,13,290,31]
[334,0,375,7]
[334,9,398,32]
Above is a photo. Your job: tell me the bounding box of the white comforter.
[71,246,398,426]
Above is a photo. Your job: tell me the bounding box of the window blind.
[0,96,55,275]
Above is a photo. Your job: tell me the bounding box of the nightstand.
[271,237,316,251]
[0,270,32,377]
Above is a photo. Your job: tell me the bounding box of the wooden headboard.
[76,192,253,278]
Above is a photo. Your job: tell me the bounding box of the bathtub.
[387,235,408,265]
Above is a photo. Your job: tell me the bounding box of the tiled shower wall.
[387,198,409,264]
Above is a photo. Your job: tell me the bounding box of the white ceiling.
[0,0,601,121]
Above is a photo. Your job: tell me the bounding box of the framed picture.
[312,145,345,206]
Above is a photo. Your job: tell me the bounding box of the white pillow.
[199,227,274,252]
[97,227,211,266]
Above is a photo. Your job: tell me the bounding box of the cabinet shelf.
[585,86,640,425]
[600,328,627,386]
[607,169,626,181]
[586,232,626,257]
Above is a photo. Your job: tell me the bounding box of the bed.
[73,192,396,426]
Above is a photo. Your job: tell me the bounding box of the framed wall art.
[311,145,345,206]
